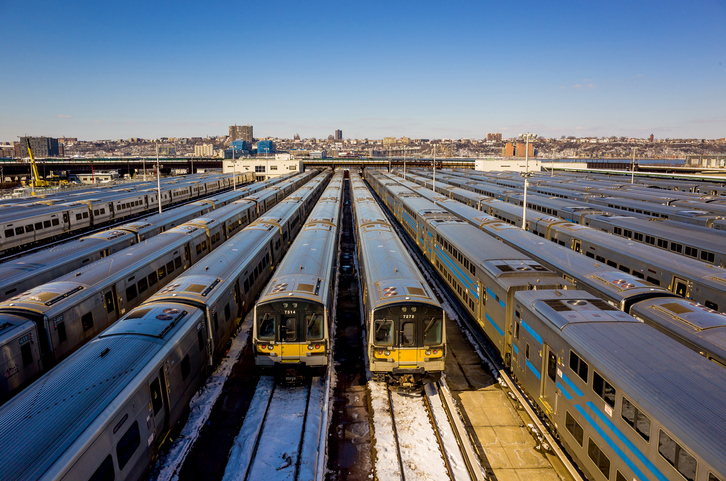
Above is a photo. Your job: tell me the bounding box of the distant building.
[503,142,515,157]
[335,129,343,141]
[382,137,397,145]
[15,136,60,158]
[157,146,176,156]
[194,143,214,156]
[475,158,542,172]
[224,140,250,158]
[230,124,253,142]
[223,153,302,181]
[487,133,502,141]
[69,171,120,184]
[256,140,275,155]
[686,155,726,169]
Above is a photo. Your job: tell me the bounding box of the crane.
[25,140,49,191]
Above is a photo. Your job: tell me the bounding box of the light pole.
[403,145,407,180]
[519,133,537,230]
[156,142,162,215]
[432,144,436,192]
[631,147,636,184]
[232,147,236,191]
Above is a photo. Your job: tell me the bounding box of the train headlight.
[308,344,314,351]
[425,350,431,356]
[268,344,274,350]
[384,350,391,356]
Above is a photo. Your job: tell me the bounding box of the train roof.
[0,303,200,481]
[516,290,726,474]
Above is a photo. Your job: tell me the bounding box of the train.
[0,171,319,400]
[253,170,345,380]
[0,172,255,254]
[0,170,331,481]
[364,168,726,481]
[349,172,446,386]
[375,170,726,368]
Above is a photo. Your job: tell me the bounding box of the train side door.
[398,319,417,364]
[573,239,582,253]
[540,345,558,417]
[147,369,170,446]
[103,286,119,324]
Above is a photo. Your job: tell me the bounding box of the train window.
[423,318,442,345]
[76,214,82,221]
[82,313,94,332]
[525,344,530,360]
[21,342,33,366]
[116,421,140,470]
[606,260,617,268]
[614,227,622,235]
[52,219,59,226]
[83,212,89,219]
[166,261,174,274]
[645,235,655,245]
[158,266,166,281]
[565,412,583,446]
[401,322,415,346]
[547,352,557,381]
[569,351,588,382]
[657,239,668,249]
[181,355,191,381]
[670,243,683,254]
[137,278,148,294]
[618,265,630,273]
[148,272,158,286]
[306,313,323,340]
[616,471,627,481]
[196,244,202,255]
[588,438,610,479]
[212,311,219,331]
[684,246,697,258]
[595,255,605,263]
[258,314,276,341]
[44,220,52,228]
[515,322,520,339]
[585,252,595,258]
[705,301,718,311]
[126,285,137,302]
[658,430,697,481]
[632,271,644,279]
[94,210,99,216]
[624,230,632,238]
[593,371,616,408]
[25,224,33,232]
[58,322,67,343]
[701,251,715,263]
[374,319,394,346]
[243,278,250,292]
[88,454,115,481]
[35,222,42,230]
[622,397,651,442]
[709,474,722,481]
[224,303,231,321]
[646,276,660,286]
[634,232,643,241]
[15,226,24,235]
[282,317,297,341]
[105,292,115,313]
[175,256,182,269]
[4,229,13,237]
[100,209,105,215]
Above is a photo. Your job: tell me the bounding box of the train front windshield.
[256,300,325,342]
[373,304,443,348]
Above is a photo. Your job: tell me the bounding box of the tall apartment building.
[487,133,502,141]
[194,143,214,156]
[335,129,343,140]
[15,137,60,157]
[229,124,253,143]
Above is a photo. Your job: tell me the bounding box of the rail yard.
[0,167,725,481]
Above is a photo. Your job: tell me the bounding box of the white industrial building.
[223,153,303,181]
[475,158,542,173]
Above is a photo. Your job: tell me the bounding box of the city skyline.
[1,0,724,142]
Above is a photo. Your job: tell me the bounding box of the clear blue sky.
[1,0,724,141]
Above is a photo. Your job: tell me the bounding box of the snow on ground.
[368,381,402,480]
[153,317,252,481]
[245,384,311,481]
[390,390,449,481]
[298,376,327,481]
[424,383,473,481]
[221,376,275,481]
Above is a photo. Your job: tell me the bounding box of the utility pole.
[631,147,636,184]
[232,146,236,190]
[432,144,436,192]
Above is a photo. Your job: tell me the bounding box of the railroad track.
[221,375,329,481]
[364,176,585,481]
[0,184,246,263]
[369,380,482,481]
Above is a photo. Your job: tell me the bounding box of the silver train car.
[0,173,328,481]
[350,172,446,385]
[253,170,343,377]
[0,171,256,253]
